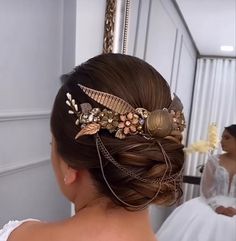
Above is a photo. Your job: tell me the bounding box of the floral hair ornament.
[66,84,185,143]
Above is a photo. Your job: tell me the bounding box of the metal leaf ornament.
[75,123,101,139]
[168,93,183,112]
[78,84,135,114]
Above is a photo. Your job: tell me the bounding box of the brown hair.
[225,124,236,139]
[51,53,184,209]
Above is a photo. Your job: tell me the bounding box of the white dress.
[0,219,38,241]
[157,154,236,241]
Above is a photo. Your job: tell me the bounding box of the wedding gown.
[157,154,236,241]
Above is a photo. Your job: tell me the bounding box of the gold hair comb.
[66,84,185,142]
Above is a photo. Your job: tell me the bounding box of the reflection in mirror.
[106,0,236,231]
[175,0,236,202]
[157,124,236,241]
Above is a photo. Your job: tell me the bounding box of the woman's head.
[50,53,185,210]
[221,125,236,153]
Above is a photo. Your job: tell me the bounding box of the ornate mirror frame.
[103,0,130,54]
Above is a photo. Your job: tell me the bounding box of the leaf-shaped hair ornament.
[78,84,135,114]
[168,93,183,112]
[75,123,100,139]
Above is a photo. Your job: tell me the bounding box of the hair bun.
[146,109,173,138]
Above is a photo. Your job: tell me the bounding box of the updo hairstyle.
[51,53,185,209]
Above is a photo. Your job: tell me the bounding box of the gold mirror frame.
[103,0,130,54]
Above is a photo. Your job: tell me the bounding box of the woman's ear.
[61,162,79,185]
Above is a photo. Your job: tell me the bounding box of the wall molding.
[174,34,183,93]
[0,158,50,177]
[170,28,179,88]
[0,110,50,122]
[143,0,152,60]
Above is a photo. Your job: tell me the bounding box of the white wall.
[124,0,197,231]
[127,0,197,127]
[0,0,70,225]
[75,0,106,65]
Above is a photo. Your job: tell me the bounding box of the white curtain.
[184,57,236,201]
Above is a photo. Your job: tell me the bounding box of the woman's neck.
[73,198,153,237]
[74,196,149,219]
[225,152,236,160]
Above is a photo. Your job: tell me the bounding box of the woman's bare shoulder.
[8,221,76,241]
[7,218,93,241]
[7,220,46,241]
[7,214,156,241]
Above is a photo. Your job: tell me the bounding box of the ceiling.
[175,0,236,57]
